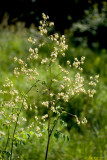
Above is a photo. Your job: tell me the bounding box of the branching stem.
[9,83,36,160]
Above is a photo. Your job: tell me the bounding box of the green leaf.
[67,135,70,142]
[42,81,46,85]
[29,131,34,136]
[21,140,26,145]
[15,142,18,147]
[2,151,10,158]
[63,134,65,141]
[60,119,64,125]
[54,130,61,140]
[27,134,30,139]
[23,134,27,139]
[21,91,26,97]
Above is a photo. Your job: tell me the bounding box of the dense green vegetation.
[0,6,107,160]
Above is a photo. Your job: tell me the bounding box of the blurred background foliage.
[0,0,107,160]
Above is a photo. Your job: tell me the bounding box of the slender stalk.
[44,62,52,160]
[62,111,76,117]
[45,133,51,160]
[45,114,60,160]
[5,124,10,151]
[45,92,52,160]
[53,71,63,79]
[44,109,76,160]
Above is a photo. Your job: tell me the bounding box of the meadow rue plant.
[0,13,99,160]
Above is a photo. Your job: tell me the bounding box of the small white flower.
[81,117,87,124]
[67,60,70,65]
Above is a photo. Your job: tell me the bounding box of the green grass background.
[0,23,107,160]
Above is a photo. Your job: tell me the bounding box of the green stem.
[45,114,60,160]
[5,124,10,151]
[45,99,52,160]
[50,115,60,137]
[45,133,51,160]
[44,61,52,160]
[45,92,51,160]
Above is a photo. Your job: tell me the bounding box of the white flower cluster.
[73,73,86,94]
[27,122,35,129]
[58,65,69,75]
[87,89,96,98]
[0,131,5,136]
[75,116,87,125]
[28,47,39,60]
[0,78,29,129]
[50,47,58,63]
[15,96,23,103]
[41,57,48,64]
[22,117,27,122]
[66,60,72,68]
[49,34,68,60]
[3,78,13,87]
[28,37,37,44]
[63,76,71,83]
[36,133,42,137]
[41,101,49,107]
[73,56,85,71]
[87,74,99,97]
[41,114,48,121]
[35,116,38,121]
[59,35,68,52]
[39,13,54,36]
[89,75,99,86]
[23,100,28,110]
[36,126,40,131]
[0,78,19,96]
[57,92,69,102]
[9,114,17,122]
[14,57,39,80]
